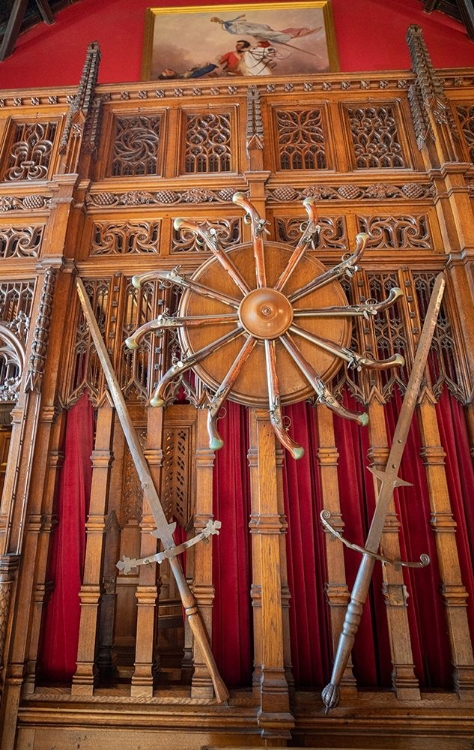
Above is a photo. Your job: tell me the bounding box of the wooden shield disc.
[178,241,351,408]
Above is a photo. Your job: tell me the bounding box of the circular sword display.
[127,193,404,458]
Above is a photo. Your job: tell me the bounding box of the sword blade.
[76,278,229,703]
[322,272,445,711]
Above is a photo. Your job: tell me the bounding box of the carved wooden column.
[130,406,162,697]
[191,408,216,698]
[418,395,474,696]
[316,404,356,695]
[367,400,420,700]
[72,401,114,695]
[275,445,293,695]
[248,409,293,742]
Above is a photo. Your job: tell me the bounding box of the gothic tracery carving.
[275,108,327,170]
[184,112,231,173]
[111,114,162,177]
[346,105,406,168]
[3,122,57,181]
[0,226,43,258]
[357,215,432,250]
[91,221,160,255]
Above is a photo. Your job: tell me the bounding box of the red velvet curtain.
[212,400,252,687]
[39,393,94,682]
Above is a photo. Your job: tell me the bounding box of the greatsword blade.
[76,278,229,704]
[321,272,446,712]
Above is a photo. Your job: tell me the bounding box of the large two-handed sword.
[76,278,229,704]
[321,272,446,712]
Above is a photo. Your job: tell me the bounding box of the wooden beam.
[0,0,29,61]
[456,0,474,40]
[35,0,55,25]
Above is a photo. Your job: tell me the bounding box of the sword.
[76,278,229,704]
[321,272,446,712]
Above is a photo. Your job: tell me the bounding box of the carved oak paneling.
[455,104,474,162]
[276,215,347,250]
[171,218,242,253]
[184,112,232,173]
[345,105,407,168]
[110,114,162,177]
[0,280,34,403]
[357,215,432,249]
[161,425,192,527]
[2,121,57,181]
[91,221,160,255]
[0,225,43,259]
[275,108,327,170]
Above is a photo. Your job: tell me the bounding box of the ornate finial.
[59,42,102,156]
[246,86,264,151]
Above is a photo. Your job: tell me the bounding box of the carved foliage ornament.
[91,221,160,255]
[346,105,406,168]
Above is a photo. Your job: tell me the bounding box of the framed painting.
[141,1,339,81]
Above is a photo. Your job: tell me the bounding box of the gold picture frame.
[142,1,339,81]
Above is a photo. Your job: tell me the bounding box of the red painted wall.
[0,0,473,90]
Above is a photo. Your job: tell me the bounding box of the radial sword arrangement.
[126,192,405,456]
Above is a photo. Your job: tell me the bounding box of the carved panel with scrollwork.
[184,112,231,173]
[276,215,347,250]
[345,105,407,168]
[171,218,242,253]
[91,221,160,255]
[110,114,162,177]
[274,108,327,170]
[0,226,44,259]
[357,215,432,250]
[2,121,57,181]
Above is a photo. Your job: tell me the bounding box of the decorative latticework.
[357,215,432,250]
[68,279,110,404]
[275,109,327,170]
[121,429,146,525]
[171,218,242,253]
[455,105,474,163]
[0,226,43,259]
[346,105,406,168]
[331,276,366,404]
[413,272,466,401]
[0,280,34,403]
[110,115,161,177]
[365,271,408,399]
[91,221,160,255]
[161,426,192,527]
[120,278,167,401]
[276,216,346,250]
[184,112,231,173]
[2,122,57,181]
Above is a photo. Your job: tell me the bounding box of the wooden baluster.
[367,400,420,700]
[248,409,294,743]
[191,408,216,698]
[130,407,162,697]
[316,404,357,696]
[419,397,474,696]
[72,401,114,695]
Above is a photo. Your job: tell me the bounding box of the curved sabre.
[174,218,250,296]
[151,326,244,407]
[289,233,369,304]
[280,332,369,426]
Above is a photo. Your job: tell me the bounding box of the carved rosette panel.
[345,105,406,168]
[91,221,160,255]
[357,215,432,250]
[455,105,474,162]
[366,272,407,400]
[184,112,231,173]
[275,108,327,170]
[413,273,466,401]
[0,226,43,259]
[110,114,161,177]
[68,279,110,405]
[120,278,167,401]
[171,218,242,253]
[2,122,57,181]
[161,426,191,528]
[276,216,346,250]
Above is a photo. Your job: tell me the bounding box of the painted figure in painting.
[210,14,321,44]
